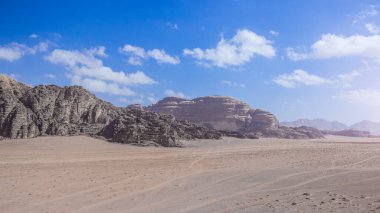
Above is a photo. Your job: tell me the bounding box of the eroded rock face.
[148,96,323,139]
[0,75,220,146]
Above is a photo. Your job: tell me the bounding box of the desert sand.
[1,136,380,212]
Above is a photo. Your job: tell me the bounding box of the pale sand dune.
[2,136,380,212]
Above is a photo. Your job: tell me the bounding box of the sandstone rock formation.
[0,75,221,146]
[148,96,251,131]
[148,96,324,139]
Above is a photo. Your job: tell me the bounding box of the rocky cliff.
[148,96,323,139]
[0,75,221,146]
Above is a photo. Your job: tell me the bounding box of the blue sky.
[1,0,380,124]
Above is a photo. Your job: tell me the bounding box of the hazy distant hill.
[282,118,380,136]
[281,119,348,131]
[350,120,380,136]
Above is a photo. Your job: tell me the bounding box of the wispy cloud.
[183,29,275,68]
[29,34,38,39]
[166,22,179,30]
[274,69,332,88]
[119,44,180,65]
[275,69,363,88]
[352,5,378,24]
[164,89,187,99]
[269,30,279,36]
[365,23,380,34]
[0,41,49,62]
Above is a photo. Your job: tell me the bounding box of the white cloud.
[287,34,380,61]
[183,29,276,68]
[0,42,49,62]
[146,49,180,64]
[337,89,380,106]
[164,89,187,99]
[119,44,180,65]
[365,23,380,34]
[45,46,156,96]
[0,45,25,62]
[220,80,246,88]
[269,30,279,36]
[120,44,145,58]
[166,22,179,30]
[274,69,331,88]
[29,34,38,39]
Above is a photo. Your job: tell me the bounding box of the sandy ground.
[2,136,380,212]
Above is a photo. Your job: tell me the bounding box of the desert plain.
[1,136,380,212]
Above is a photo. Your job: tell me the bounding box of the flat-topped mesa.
[148,96,323,139]
[0,74,221,146]
[149,96,254,131]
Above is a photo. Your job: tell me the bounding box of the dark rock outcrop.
[148,96,324,139]
[0,75,220,146]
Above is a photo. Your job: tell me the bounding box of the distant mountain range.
[281,119,348,131]
[350,120,380,136]
[281,119,380,136]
